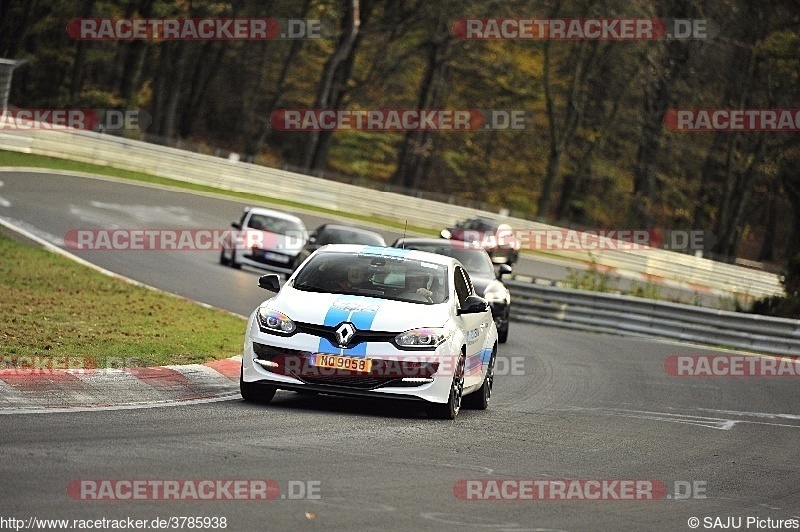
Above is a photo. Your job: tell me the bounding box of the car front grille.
[297,375,403,390]
[294,322,397,349]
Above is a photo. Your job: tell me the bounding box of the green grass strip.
[0,232,246,368]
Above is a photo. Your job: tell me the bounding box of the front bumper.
[242,323,462,404]
[239,248,299,275]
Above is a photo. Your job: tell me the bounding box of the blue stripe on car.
[317,295,383,358]
[360,246,412,258]
[466,347,494,373]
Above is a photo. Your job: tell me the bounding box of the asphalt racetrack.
[1,170,798,531]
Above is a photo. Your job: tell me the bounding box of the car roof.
[317,244,456,267]
[246,206,304,223]
[394,238,485,251]
[319,224,384,236]
[462,217,499,228]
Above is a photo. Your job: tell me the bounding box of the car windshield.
[399,243,495,277]
[248,214,304,236]
[459,219,498,231]
[319,228,385,246]
[292,251,448,304]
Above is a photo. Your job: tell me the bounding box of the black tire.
[498,322,509,344]
[229,248,242,269]
[426,353,465,420]
[220,246,241,269]
[463,347,495,410]
[240,366,276,403]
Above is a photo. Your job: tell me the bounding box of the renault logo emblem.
[334,323,356,347]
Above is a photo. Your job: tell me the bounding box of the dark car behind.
[292,223,387,270]
[392,237,512,343]
[441,217,520,265]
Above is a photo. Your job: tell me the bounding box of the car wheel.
[240,366,276,403]
[229,248,242,269]
[498,322,509,344]
[464,347,495,410]
[219,247,229,266]
[426,353,465,420]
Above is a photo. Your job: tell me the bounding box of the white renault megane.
[240,245,498,419]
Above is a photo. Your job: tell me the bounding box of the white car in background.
[240,245,498,419]
[220,207,307,275]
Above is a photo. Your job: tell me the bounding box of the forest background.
[2,0,799,272]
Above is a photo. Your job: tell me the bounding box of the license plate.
[263,251,290,263]
[314,354,372,373]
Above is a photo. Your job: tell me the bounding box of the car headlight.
[257,307,296,334]
[395,328,449,349]
[484,286,507,304]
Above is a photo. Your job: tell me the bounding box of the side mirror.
[440,229,451,239]
[497,264,512,279]
[231,221,242,230]
[258,274,281,292]
[458,295,489,315]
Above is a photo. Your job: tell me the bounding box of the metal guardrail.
[0,127,783,298]
[506,280,800,355]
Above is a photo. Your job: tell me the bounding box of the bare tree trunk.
[758,172,779,262]
[0,0,37,58]
[179,41,224,138]
[245,0,313,159]
[629,0,693,228]
[300,0,362,172]
[391,28,449,189]
[114,0,153,105]
[151,42,188,139]
[783,162,800,262]
[68,0,96,104]
[537,39,601,219]
[161,42,188,139]
[714,135,766,259]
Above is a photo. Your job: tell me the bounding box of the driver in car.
[335,263,372,291]
[403,272,435,302]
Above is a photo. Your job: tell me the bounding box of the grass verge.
[0,231,246,368]
[0,150,436,236]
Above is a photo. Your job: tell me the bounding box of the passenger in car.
[402,272,436,302]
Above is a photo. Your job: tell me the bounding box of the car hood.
[267,285,449,332]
